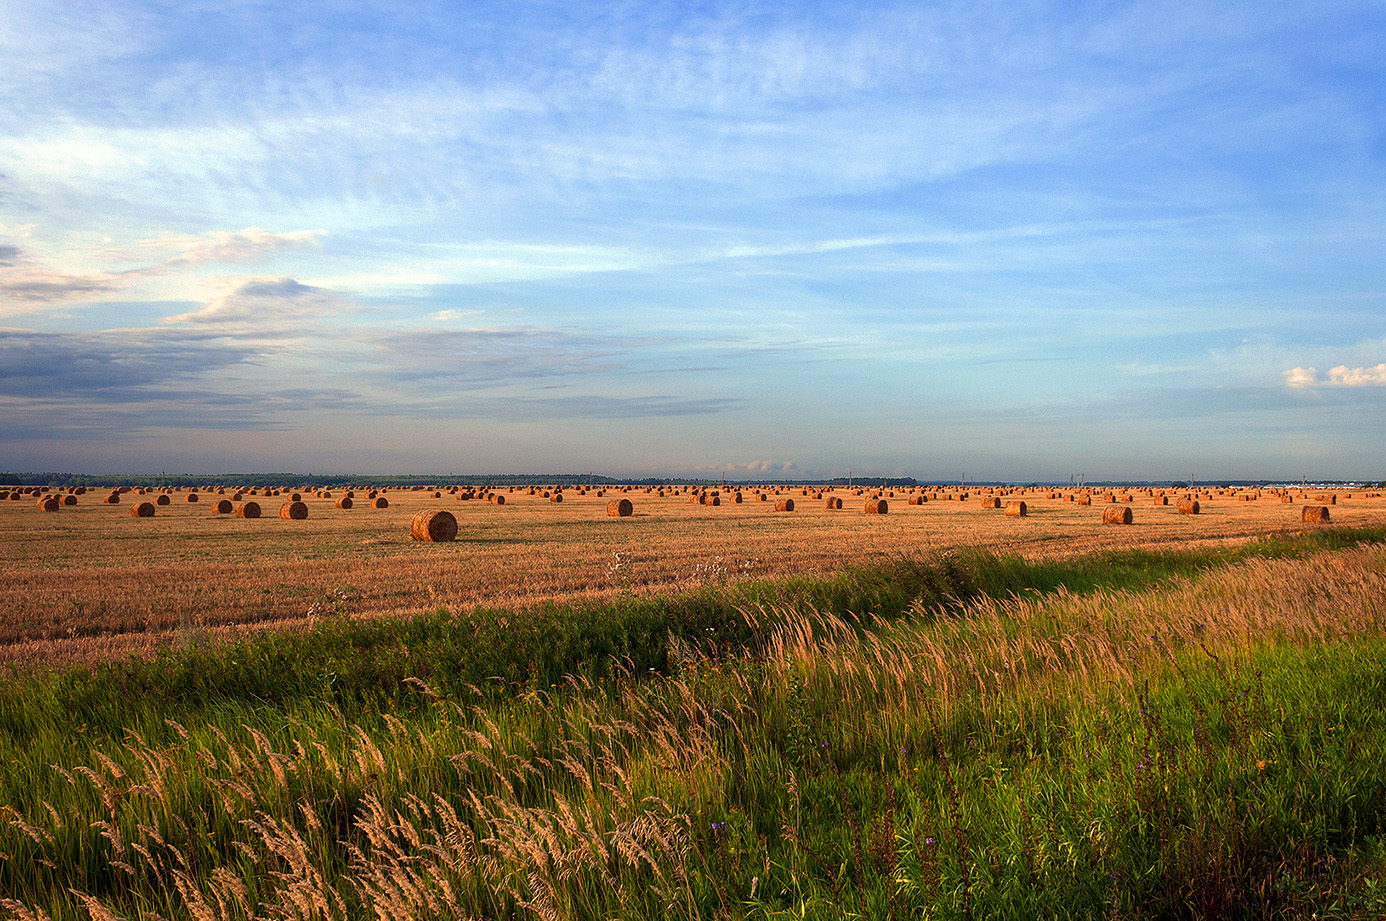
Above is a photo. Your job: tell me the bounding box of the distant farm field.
[1,483,1377,669]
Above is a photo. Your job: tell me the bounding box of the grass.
[2,527,1386,918]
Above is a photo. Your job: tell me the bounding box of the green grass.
[2,527,1385,919]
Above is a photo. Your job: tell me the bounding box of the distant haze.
[2,2,1383,481]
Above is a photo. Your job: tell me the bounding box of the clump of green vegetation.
[2,527,1385,918]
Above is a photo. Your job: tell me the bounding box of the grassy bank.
[2,528,1385,918]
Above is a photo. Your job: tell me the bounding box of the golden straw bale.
[187,493,199,503]
[37,496,60,512]
[1076,495,1091,506]
[1281,495,1293,503]
[130,501,155,518]
[1005,500,1027,517]
[491,494,506,505]
[607,498,634,517]
[335,497,353,509]
[1154,496,1168,505]
[62,494,77,506]
[215,499,233,514]
[865,498,888,514]
[105,493,121,504]
[980,497,1001,509]
[733,492,743,503]
[411,509,458,542]
[279,501,308,520]
[156,494,170,506]
[1103,506,1133,524]
[1177,499,1200,515]
[709,495,721,506]
[1302,505,1330,523]
[372,497,389,509]
[550,493,563,503]
[235,501,261,519]
[291,493,302,502]
[775,498,795,511]
[825,496,842,509]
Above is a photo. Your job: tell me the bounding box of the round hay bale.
[1004,500,1027,517]
[1177,499,1200,515]
[335,497,354,509]
[825,496,842,509]
[411,509,458,542]
[710,495,721,506]
[279,501,308,520]
[37,495,60,512]
[155,494,170,506]
[908,495,927,505]
[733,492,743,503]
[215,499,233,514]
[1154,496,1168,505]
[1076,495,1091,506]
[62,494,77,506]
[607,498,634,517]
[775,498,795,512]
[1102,506,1133,525]
[130,501,155,518]
[980,497,1001,509]
[491,494,505,505]
[550,493,563,503]
[187,493,199,503]
[235,501,261,519]
[865,498,888,514]
[372,497,389,509]
[291,493,302,502]
[105,493,121,504]
[1302,505,1330,523]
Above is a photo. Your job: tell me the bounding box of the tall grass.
[3,530,1386,918]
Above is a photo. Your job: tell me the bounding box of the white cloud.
[1326,364,1386,387]
[1283,366,1319,388]
[1284,364,1386,388]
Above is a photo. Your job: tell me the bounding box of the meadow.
[1,482,1384,918]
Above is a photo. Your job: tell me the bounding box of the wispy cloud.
[0,245,118,309]
[127,227,325,268]
[162,276,351,329]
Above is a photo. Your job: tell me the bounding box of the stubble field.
[2,482,1375,670]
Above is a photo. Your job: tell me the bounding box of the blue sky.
[1,0,1383,480]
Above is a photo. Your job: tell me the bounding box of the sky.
[1,0,1384,481]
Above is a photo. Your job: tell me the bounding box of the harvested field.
[1,485,1382,669]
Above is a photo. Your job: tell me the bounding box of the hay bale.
[709,495,721,506]
[235,501,261,519]
[908,495,927,505]
[607,498,634,517]
[980,497,1001,509]
[1154,496,1168,505]
[155,494,170,506]
[1076,495,1091,506]
[372,497,389,509]
[105,493,121,504]
[215,499,233,514]
[550,493,563,503]
[335,497,354,510]
[37,495,60,512]
[775,498,795,512]
[865,498,888,514]
[280,501,308,520]
[1177,499,1200,515]
[411,509,458,542]
[1005,500,1027,517]
[187,493,199,503]
[491,494,506,505]
[131,501,155,518]
[291,493,302,502]
[825,496,842,509]
[1302,505,1330,523]
[62,494,77,506]
[733,492,743,503]
[1102,506,1132,525]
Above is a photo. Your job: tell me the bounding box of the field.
[2,482,1386,919]
[1,482,1375,670]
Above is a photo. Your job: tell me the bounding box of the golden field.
[1,483,1378,669]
